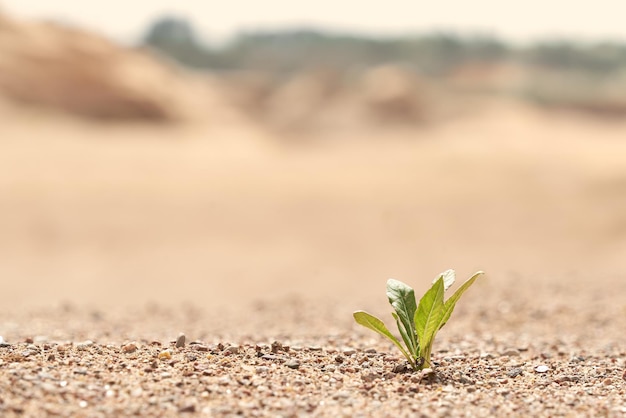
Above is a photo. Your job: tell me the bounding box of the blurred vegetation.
[141,16,626,76]
[139,16,626,117]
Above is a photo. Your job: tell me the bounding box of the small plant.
[353,269,483,370]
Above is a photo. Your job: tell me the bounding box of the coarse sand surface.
[1,101,626,416]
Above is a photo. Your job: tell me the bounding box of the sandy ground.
[1,100,626,416]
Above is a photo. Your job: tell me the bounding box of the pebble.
[224,346,239,355]
[179,404,196,413]
[507,368,523,378]
[76,340,94,350]
[332,391,350,400]
[285,359,300,369]
[271,341,284,353]
[554,375,579,384]
[535,365,550,373]
[342,348,356,356]
[122,343,138,353]
[193,345,208,352]
[361,372,380,382]
[420,368,436,379]
[392,363,410,373]
[502,349,520,357]
[176,334,186,348]
[158,350,172,360]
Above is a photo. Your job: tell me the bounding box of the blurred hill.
[2,10,626,128]
[0,12,231,122]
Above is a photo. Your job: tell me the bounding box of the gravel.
[1,278,626,417]
[1,334,624,417]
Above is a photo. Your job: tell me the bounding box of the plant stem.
[420,346,432,369]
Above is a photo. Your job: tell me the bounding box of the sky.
[4,0,626,45]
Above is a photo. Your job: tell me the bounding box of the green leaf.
[436,269,456,291]
[392,312,418,357]
[414,277,445,354]
[438,271,484,330]
[353,311,414,367]
[386,279,418,354]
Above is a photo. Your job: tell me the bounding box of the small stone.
[459,375,473,384]
[392,362,410,373]
[622,369,626,381]
[76,340,94,350]
[122,343,138,353]
[361,372,380,382]
[271,341,283,353]
[192,345,208,352]
[332,391,350,400]
[364,348,377,354]
[285,359,300,369]
[223,346,239,355]
[420,368,436,380]
[502,349,520,357]
[507,368,523,378]
[176,334,186,348]
[535,365,549,373]
[342,349,356,356]
[179,404,196,413]
[554,375,578,384]
[158,350,172,360]
[307,346,323,351]
[603,378,612,386]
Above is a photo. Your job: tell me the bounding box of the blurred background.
[1,1,626,312]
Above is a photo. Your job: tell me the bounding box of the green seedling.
[354,269,483,370]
